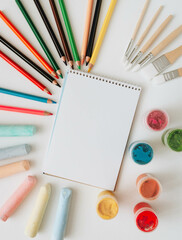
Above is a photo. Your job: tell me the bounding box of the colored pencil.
[86,0,102,66]
[88,0,117,72]
[0,105,53,116]
[58,0,81,69]
[0,11,57,78]
[0,36,61,87]
[0,88,57,104]
[15,0,63,78]
[33,0,66,66]
[49,0,73,69]
[81,0,94,65]
[0,50,51,95]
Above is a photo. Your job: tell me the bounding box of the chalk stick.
[0,160,30,178]
[0,125,36,136]
[25,184,51,238]
[0,176,37,221]
[52,188,72,240]
[0,144,31,160]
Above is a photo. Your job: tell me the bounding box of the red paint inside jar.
[134,202,158,232]
[146,110,168,131]
[136,210,158,232]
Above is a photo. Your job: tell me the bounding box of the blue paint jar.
[129,141,153,165]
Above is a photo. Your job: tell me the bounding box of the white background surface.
[0,0,182,239]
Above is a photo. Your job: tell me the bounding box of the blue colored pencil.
[0,88,56,104]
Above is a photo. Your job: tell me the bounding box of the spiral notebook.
[43,70,141,190]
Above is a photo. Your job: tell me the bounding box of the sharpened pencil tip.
[52,101,57,104]
[55,75,59,79]
[56,83,61,88]
[88,68,91,73]
[78,65,81,70]
[81,58,85,65]
[86,61,89,66]
[59,73,63,79]
[63,60,67,66]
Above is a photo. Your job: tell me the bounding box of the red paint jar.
[134,202,158,232]
[145,109,169,131]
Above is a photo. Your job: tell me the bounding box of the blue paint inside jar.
[130,142,153,165]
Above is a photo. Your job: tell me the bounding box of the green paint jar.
[162,128,182,152]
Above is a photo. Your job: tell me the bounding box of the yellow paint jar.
[96,191,118,220]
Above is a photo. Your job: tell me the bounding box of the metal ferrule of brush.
[124,39,134,58]
[153,55,170,73]
[130,51,143,65]
[164,70,179,81]
[127,45,139,62]
[138,52,154,68]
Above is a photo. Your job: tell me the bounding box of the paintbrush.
[126,6,163,63]
[142,45,182,79]
[152,68,182,84]
[123,0,150,62]
[126,14,173,69]
[132,25,182,72]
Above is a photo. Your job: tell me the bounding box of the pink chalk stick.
[0,176,37,221]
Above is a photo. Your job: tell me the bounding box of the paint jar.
[129,141,153,165]
[136,174,162,200]
[134,202,158,232]
[96,190,118,220]
[162,128,182,152]
[145,109,169,131]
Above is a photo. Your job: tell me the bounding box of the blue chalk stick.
[0,144,31,160]
[52,188,72,240]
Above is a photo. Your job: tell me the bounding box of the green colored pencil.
[58,0,81,69]
[15,0,63,78]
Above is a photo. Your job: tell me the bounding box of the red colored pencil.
[0,50,52,95]
[0,105,53,116]
[0,11,57,78]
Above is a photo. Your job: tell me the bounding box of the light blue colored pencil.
[0,88,56,104]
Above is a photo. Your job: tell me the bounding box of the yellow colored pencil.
[88,0,117,72]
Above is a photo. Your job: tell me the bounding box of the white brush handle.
[132,0,150,40]
[165,45,182,64]
[178,68,182,76]
[152,25,182,56]
[140,15,173,53]
[137,6,163,46]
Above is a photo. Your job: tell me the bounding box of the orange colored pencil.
[0,11,57,78]
[81,0,94,65]
[0,105,53,116]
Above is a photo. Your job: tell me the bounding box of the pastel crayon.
[25,184,51,238]
[0,125,36,136]
[52,188,72,240]
[0,176,37,221]
[0,144,31,160]
[0,160,30,178]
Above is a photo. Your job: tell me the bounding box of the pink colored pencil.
[0,105,53,116]
[81,0,94,65]
[0,176,37,221]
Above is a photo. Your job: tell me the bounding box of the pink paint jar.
[136,174,162,200]
[134,202,158,232]
[145,109,169,131]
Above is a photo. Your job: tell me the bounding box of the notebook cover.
[43,70,141,190]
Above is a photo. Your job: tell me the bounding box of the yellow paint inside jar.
[96,191,118,220]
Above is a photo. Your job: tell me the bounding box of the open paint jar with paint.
[134,202,158,232]
[145,109,169,131]
[162,128,182,152]
[136,173,162,200]
[96,191,118,220]
[129,141,154,165]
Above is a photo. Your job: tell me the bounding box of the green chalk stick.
[0,125,36,137]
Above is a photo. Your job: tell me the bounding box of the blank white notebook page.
[43,70,141,190]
